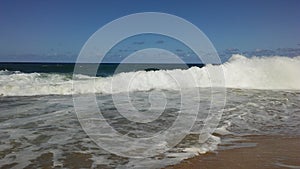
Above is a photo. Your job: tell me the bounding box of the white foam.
[183,134,221,155]
[223,55,300,89]
[1,55,300,96]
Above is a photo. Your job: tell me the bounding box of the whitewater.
[0,55,300,168]
[1,55,300,96]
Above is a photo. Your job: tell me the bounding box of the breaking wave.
[1,55,300,96]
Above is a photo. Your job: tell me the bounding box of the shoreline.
[165,135,300,169]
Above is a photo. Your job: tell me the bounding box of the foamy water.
[0,89,299,168]
[1,55,300,96]
[0,55,300,168]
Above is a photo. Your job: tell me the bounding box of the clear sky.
[0,0,299,62]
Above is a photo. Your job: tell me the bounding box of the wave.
[0,55,300,96]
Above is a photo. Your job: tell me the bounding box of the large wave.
[1,55,300,96]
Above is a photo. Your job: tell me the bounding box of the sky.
[0,0,300,62]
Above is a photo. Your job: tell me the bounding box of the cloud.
[275,48,300,56]
[245,48,300,57]
[219,47,300,63]
[156,40,164,44]
[0,53,77,62]
[132,41,145,45]
[224,48,240,54]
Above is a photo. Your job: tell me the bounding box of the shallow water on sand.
[0,88,300,168]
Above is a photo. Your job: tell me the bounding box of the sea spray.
[1,55,300,96]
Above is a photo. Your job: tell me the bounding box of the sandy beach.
[165,135,300,169]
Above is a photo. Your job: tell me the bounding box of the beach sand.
[165,135,300,169]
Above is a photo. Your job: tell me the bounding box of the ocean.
[0,54,300,168]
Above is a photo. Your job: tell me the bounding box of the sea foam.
[0,55,300,96]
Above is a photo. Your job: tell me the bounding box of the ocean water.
[0,55,300,168]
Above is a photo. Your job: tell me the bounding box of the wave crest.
[1,55,300,96]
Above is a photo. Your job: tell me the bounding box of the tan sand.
[165,135,300,169]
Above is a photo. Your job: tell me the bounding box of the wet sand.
[1,135,299,168]
[165,135,300,169]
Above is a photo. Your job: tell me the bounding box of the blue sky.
[0,0,299,62]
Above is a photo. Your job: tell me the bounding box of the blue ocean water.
[0,62,204,77]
